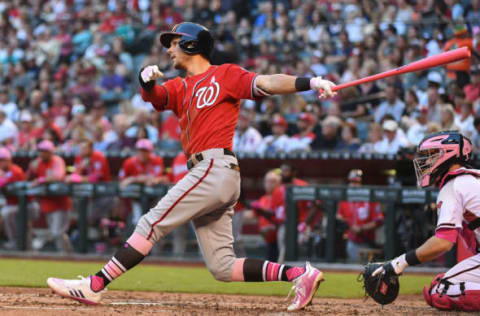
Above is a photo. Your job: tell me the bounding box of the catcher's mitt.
[359,263,399,305]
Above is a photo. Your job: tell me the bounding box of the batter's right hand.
[141,65,163,82]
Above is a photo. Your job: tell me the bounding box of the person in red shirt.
[27,140,72,253]
[68,139,112,226]
[0,147,26,249]
[170,151,188,183]
[48,22,336,311]
[119,138,169,227]
[337,169,383,262]
[463,65,480,103]
[270,163,318,263]
[119,139,168,187]
[249,170,282,261]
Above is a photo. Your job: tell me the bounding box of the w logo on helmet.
[196,76,220,109]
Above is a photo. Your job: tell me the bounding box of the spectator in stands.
[444,24,473,88]
[471,117,480,153]
[233,110,263,154]
[119,139,168,226]
[27,140,72,253]
[85,101,111,135]
[375,120,409,154]
[125,109,159,145]
[0,148,26,249]
[249,169,282,261]
[374,83,405,123]
[61,126,88,155]
[359,123,383,153]
[48,91,70,129]
[440,104,460,131]
[311,115,342,150]
[407,105,430,146]
[0,87,18,121]
[455,102,475,138]
[0,109,18,148]
[16,111,40,151]
[337,169,383,262]
[464,64,480,103]
[99,55,129,105]
[256,114,290,155]
[68,68,99,108]
[423,72,444,123]
[287,112,316,152]
[336,121,361,151]
[105,113,135,151]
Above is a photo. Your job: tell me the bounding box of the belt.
[187,148,236,170]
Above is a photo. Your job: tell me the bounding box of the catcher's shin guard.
[424,274,480,311]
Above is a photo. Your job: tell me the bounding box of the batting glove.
[139,65,163,90]
[310,77,336,99]
[372,254,408,277]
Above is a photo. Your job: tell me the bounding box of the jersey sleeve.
[141,78,180,115]
[223,64,261,101]
[435,180,464,231]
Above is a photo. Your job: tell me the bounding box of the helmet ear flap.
[197,30,214,57]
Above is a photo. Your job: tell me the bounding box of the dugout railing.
[3,182,171,253]
[284,185,453,263]
[4,182,455,267]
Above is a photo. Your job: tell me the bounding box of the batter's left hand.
[310,77,336,99]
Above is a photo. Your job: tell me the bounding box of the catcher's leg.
[424,254,480,311]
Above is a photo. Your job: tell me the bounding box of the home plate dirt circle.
[0,287,469,315]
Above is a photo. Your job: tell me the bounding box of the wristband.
[295,77,312,91]
[405,249,421,266]
[138,67,155,91]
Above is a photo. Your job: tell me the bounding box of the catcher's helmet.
[414,131,472,188]
[159,22,214,57]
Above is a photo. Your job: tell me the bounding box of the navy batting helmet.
[159,22,214,58]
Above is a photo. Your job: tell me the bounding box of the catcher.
[364,131,480,312]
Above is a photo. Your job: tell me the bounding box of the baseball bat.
[332,47,471,91]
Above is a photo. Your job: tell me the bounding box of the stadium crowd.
[0,0,479,157]
[0,0,480,257]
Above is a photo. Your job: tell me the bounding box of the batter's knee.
[206,254,236,282]
[134,213,164,243]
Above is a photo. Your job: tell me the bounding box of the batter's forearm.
[255,74,299,95]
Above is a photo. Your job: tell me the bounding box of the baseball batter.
[47,22,336,311]
[373,131,480,312]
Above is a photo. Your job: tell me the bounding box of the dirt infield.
[0,287,469,316]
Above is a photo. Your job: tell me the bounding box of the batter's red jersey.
[119,155,165,179]
[271,178,310,224]
[337,201,383,243]
[29,155,71,213]
[0,163,26,205]
[140,64,260,156]
[255,194,277,243]
[73,151,111,182]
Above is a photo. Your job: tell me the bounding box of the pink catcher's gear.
[413,131,472,188]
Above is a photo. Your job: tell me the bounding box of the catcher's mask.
[414,131,472,188]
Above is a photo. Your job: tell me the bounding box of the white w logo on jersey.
[196,76,220,109]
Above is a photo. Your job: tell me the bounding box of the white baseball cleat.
[286,262,324,311]
[47,275,104,305]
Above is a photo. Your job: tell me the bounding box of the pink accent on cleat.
[286,262,324,311]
